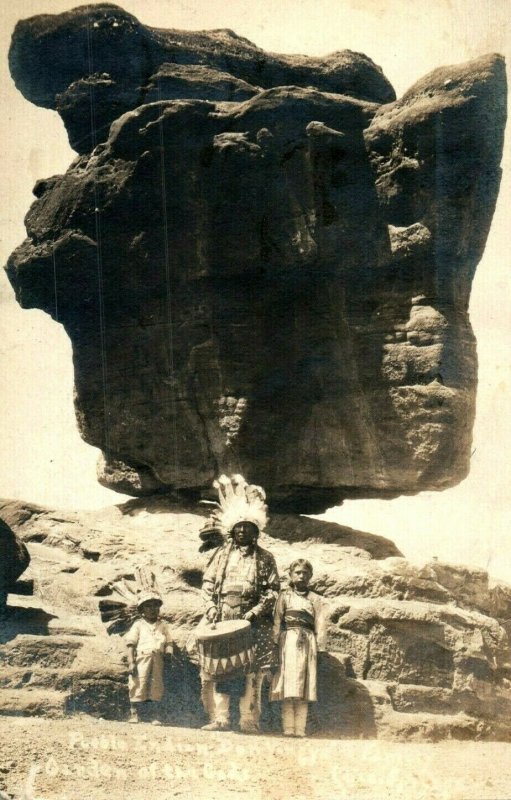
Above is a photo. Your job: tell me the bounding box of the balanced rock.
[9,4,395,153]
[6,5,507,511]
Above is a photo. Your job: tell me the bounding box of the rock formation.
[0,518,31,611]
[5,4,506,510]
[2,498,511,740]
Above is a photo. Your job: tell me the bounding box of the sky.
[0,0,510,579]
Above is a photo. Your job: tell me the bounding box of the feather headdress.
[211,474,268,536]
[98,566,162,635]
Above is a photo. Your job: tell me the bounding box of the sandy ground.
[0,717,510,800]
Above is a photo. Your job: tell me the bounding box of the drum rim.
[195,617,251,641]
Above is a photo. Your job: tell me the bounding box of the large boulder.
[2,497,511,741]
[8,4,395,153]
[0,517,31,608]
[5,5,507,511]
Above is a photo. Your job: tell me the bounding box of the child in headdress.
[270,559,326,737]
[125,591,174,724]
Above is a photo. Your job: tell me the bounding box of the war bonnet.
[211,474,268,536]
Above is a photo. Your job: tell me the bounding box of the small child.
[125,591,174,724]
[270,559,326,737]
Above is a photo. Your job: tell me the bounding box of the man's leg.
[239,671,264,733]
[201,676,230,730]
[200,675,214,720]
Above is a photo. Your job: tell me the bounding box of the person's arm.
[125,620,140,675]
[164,623,175,656]
[126,644,138,675]
[314,595,328,652]
[272,591,286,644]
[244,551,280,621]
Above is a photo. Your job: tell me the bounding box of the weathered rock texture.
[6,5,507,510]
[0,518,31,602]
[2,498,511,741]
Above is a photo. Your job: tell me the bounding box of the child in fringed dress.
[270,559,326,737]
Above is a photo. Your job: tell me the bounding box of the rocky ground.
[1,716,511,800]
[2,496,511,743]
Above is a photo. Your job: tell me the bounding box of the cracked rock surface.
[0,518,30,600]
[2,498,511,740]
[6,4,507,510]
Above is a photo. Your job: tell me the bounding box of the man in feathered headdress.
[200,475,280,733]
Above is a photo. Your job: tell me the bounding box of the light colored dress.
[271,588,326,702]
[125,618,174,702]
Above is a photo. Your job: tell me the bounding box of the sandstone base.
[1,497,510,741]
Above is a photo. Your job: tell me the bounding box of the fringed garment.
[202,541,279,670]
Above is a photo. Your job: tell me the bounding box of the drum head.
[195,618,250,642]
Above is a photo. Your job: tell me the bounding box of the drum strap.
[213,541,234,617]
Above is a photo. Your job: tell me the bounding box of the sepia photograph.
[0,1,510,798]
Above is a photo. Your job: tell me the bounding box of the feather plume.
[134,566,160,593]
[210,474,268,535]
[98,569,162,635]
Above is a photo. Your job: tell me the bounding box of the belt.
[284,620,315,632]
[283,610,315,632]
[221,592,250,610]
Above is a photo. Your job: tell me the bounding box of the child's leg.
[151,701,163,724]
[281,699,295,736]
[149,654,165,703]
[130,653,151,707]
[128,660,142,723]
[294,700,308,737]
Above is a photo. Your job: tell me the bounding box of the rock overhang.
[5,5,507,512]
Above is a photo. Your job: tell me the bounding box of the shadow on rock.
[0,606,57,644]
[267,515,402,560]
[65,655,207,727]
[308,652,377,738]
